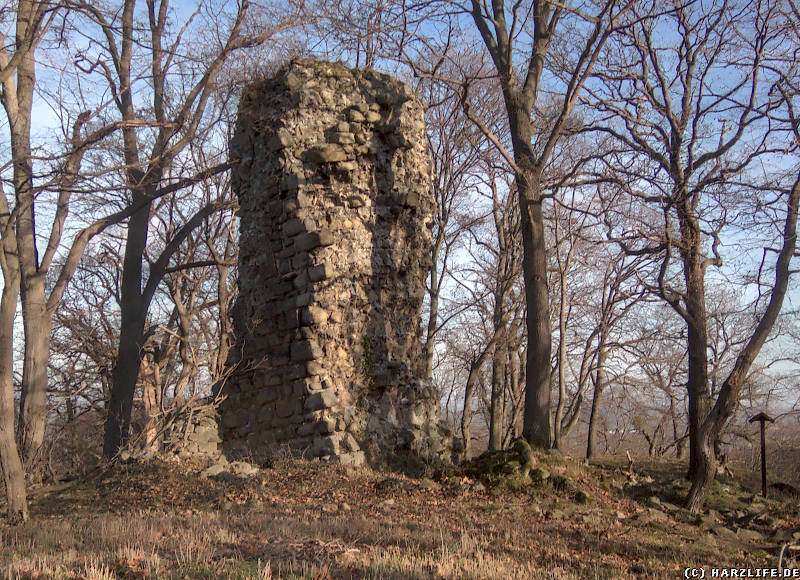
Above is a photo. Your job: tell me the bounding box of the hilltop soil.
[0,450,798,579]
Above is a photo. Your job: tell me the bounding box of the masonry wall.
[165,408,221,459]
[220,60,449,466]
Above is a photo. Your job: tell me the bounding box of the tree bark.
[0,269,28,522]
[460,365,477,461]
[677,202,711,482]
[2,0,52,470]
[141,357,161,453]
[98,0,258,458]
[488,332,506,451]
[103,303,147,457]
[103,197,221,457]
[103,197,149,457]
[519,180,552,448]
[467,1,566,450]
[211,257,233,381]
[424,277,439,379]
[19,282,51,468]
[0,0,51,520]
[586,343,607,460]
[424,233,443,379]
[552,247,570,450]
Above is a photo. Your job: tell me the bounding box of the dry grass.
[0,454,792,579]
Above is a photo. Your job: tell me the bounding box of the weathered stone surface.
[200,462,227,478]
[304,144,348,163]
[219,59,451,467]
[306,389,338,411]
[164,407,223,460]
[290,340,321,361]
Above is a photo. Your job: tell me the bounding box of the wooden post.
[749,412,774,498]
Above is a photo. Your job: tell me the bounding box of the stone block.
[301,305,329,325]
[305,389,338,411]
[222,412,243,429]
[292,253,311,269]
[291,340,322,361]
[283,218,306,236]
[294,230,334,252]
[343,433,361,453]
[292,270,309,289]
[268,129,295,151]
[312,434,340,456]
[297,422,316,437]
[289,379,309,397]
[306,360,324,376]
[332,132,355,145]
[347,195,366,208]
[347,109,365,122]
[304,144,348,163]
[275,399,297,418]
[285,364,308,380]
[318,416,337,434]
[254,388,279,407]
[308,263,334,282]
[279,174,305,192]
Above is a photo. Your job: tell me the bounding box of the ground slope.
[0,451,797,579]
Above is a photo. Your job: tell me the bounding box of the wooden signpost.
[748,412,775,498]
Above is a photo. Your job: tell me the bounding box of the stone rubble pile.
[164,408,221,458]
[219,59,450,466]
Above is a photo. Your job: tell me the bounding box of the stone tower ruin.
[219,60,448,466]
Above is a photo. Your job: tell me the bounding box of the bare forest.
[1,0,800,577]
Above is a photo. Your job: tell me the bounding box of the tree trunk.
[103,196,150,458]
[0,273,28,522]
[104,303,147,457]
[676,436,686,460]
[424,252,440,379]
[488,331,505,451]
[519,185,552,448]
[460,367,477,461]
[141,358,160,453]
[553,265,569,450]
[171,281,196,405]
[686,426,717,513]
[3,0,52,474]
[686,182,799,511]
[679,208,711,482]
[503,345,525,446]
[19,280,51,469]
[669,393,684,459]
[586,344,607,460]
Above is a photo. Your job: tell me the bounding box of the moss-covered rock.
[530,467,551,482]
[464,438,538,482]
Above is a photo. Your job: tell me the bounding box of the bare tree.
[320,0,399,69]
[459,163,526,452]
[549,193,597,450]
[65,0,306,458]
[446,0,631,447]
[632,319,688,458]
[573,249,647,457]
[588,0,797,510]
[0,0,58,522]
[1,0,225,484]
[417,65,489,379]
